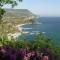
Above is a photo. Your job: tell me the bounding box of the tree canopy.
[0,0,22,21]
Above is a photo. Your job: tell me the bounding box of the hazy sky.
[3,0,60,17]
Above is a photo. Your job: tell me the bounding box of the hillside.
[0,9,36,37]
[2,9,36,21]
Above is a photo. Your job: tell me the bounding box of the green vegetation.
[0,0,35,42]
[0,33,60,60]
[0,0,22,21]
[0,1,60,60]
[0,0,22,45]
[0,33,55,49]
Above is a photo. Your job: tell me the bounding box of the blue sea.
[19,17,60,42]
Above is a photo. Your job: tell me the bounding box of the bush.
[0,33,60,60]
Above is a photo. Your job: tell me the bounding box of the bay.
[19,17,60,42]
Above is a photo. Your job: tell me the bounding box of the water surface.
[19,17,60,42]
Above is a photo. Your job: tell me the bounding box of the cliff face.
[2,9,36,21]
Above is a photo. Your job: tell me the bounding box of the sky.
[3,0,60,17]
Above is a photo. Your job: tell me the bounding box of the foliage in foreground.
[0,0,22,20]
[0,33,60,60]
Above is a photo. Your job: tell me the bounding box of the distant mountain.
[3,9,36,20]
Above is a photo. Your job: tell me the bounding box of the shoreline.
[7,22,45,40]
[16,23,32,32]
[7,23,32,40]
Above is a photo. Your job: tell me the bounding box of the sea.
[18,17,60,43]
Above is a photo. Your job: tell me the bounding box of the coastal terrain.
[0,9,36,40]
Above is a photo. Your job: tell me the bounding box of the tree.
[0,0,22,22]
[32,32,54,49]
[0,0,22,45]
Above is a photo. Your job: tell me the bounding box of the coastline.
[7,23,33,40]
[16,23,32,31]
[7,16,37,40]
